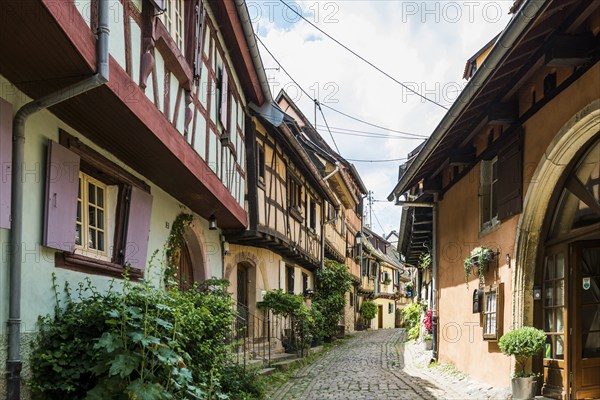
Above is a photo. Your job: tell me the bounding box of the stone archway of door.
[182,222,210,282]
[513,99,600,330]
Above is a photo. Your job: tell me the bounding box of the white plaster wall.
[108,1,127,71]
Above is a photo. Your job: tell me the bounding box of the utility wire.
[317,101,342,155]
[256,35,426,138]
[278,0,449,110]
[315,124,427,139]
[323,129,426,140]
[345,157,408,163]
[320,103,429,138]
[372,208,386,235]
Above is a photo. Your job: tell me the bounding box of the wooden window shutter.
[0,98,12,229]
[193,1,205,80]
[149,0,165,11]
[220,68,229,131]
[124,186,153,271]
[497,130,523,220]
[43,141,80,252]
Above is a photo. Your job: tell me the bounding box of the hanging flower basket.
[463,247,495,289]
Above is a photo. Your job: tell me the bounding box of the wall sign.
[583,277,591,291]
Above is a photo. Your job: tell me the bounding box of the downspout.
[6,1,109,398]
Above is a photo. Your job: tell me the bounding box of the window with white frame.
[480,157,498,231]
[76,172,111,260]
[162,0,185,52]
[483,284,503,340]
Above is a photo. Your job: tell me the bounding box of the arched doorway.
[175,225,209,290]
[515,101,600,399]
[177,241,194,291]
[234,262,258,337]
[539,139,600,399]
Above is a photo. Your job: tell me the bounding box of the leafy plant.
[164,212,194,287]
[499,326,546,377]
[312,259,353,339]
[402,301,427,341]
[360,300,378,323]
[258,289,303,318]
[28,269,250,399]
[418,252,432,270]
[463,246,495,289]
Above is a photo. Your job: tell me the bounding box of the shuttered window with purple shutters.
[48,132,153,279]
[0,98,12,229]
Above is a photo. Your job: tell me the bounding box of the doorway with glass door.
[540,138,600,399]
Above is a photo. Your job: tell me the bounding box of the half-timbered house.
[0,0,273,396]
[276,91,368,333]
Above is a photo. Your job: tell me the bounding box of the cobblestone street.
[267,329,510,400]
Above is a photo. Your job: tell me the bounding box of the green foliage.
[258,289,303,318]
[499,326,546,377]
[360,301,378,322]
[312,259,353,339]
[219,364,265,400]
[28,272,249,400]
[418,253,432,270]
[463,246,494,289]
[402,302,427,340]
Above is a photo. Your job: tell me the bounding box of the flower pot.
[423,338,433,350]
[511,376,537,400]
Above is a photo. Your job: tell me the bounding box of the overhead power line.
[345,157,408,163]
[315,124,427,139]
[278,0,449,110]
[317,101,342,155]
[256,35,428,140]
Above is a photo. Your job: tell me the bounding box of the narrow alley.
[267,329,510,400]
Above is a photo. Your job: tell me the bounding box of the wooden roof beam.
[545,34,597,67]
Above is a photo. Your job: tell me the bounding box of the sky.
[251,0,514,237]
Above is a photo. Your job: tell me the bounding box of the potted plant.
[419,252,432,270]
[499,326,546,400]
[405,282,414,298]
[422,309,433,350]
[360,300,378,330]
[463,246,495,289]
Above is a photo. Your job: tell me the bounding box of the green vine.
[463,246,494,289]
[164,212,194,286]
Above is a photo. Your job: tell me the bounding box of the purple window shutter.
[124,186,153,271]
[220,68,229,131]
[43,141,80,251]
[0,98,12,229]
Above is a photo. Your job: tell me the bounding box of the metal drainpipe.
[6,2,109,398]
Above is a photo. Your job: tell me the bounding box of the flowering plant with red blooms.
[422,309,433,334]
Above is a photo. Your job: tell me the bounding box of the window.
[388,303,394,314]
[483,283,503,340]
[480,157,498,231]
[302,272,308,293]
[543,253,565,359]
[286,265,295,294]
[349,291,354,306]
[257,145,265,182]
[309,198,316,230]
[287,174,302,210]
[76,172,110,260]
[46,131,153,279]
[162,0,185,52]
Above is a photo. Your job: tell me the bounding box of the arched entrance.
[515,101,600,399]
[175,225,209,290]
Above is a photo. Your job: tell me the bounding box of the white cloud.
[256,1,513,236]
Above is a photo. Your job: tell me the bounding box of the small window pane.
[555,254,564,278]
[97,210,104,230]
[556,309,564,333]
[582,305,600,332]
[555,335,564,359]
[88,206,96,227]
[98,231,104,252]
[555,280,564,306]
[545,310,554,332]
[89,228,96,249]
[75,225,82,246]
[545,282,554,306]
[582,332,600,358]
[88,183,95,204]
[546,256,555,279]
[97,187,104,207]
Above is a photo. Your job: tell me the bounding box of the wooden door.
[571,242,600,399]
[378,305,383,329]
[178,241,194,291]
[542,244,569,400]
[236,265,249,334]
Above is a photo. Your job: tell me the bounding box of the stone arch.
[183,219,211,282]
[224,251,269,290]
[513,99,600,328]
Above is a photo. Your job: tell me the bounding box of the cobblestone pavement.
[268,329,469,400]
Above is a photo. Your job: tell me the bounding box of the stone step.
[257,367,276,376]
[271,357,302,370]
